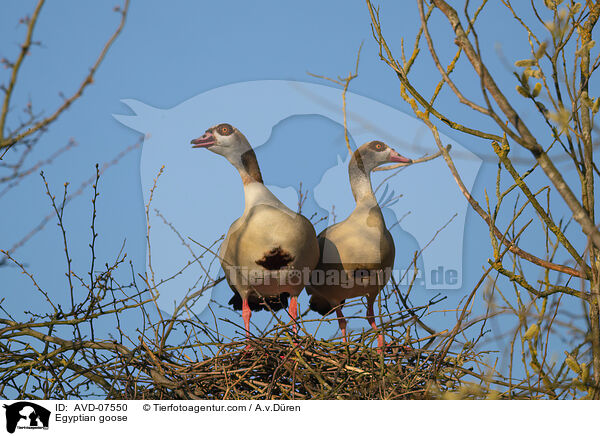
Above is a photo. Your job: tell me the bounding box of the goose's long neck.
[229,149,273,210]
[348,154,377,206]
[231,149,263,186]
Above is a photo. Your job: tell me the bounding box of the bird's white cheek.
[206,145,223,155]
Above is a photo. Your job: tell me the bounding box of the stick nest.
[127,330,455,400]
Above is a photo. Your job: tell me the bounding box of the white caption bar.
[0,399,594,435]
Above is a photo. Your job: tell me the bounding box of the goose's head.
[191,123,251,159]
[353,140,412,172]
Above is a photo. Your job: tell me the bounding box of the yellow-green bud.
[515,59,536,68]
[565,356,581,374]
[572,378,587,392]
[524,323,540,340]
[516,85,529,97]
[530,69,543,79]
[581,363,589,383]
[535,42,548,59]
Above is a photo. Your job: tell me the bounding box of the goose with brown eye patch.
[306,140,412,354]
[190,123,320,349]
[217,123,233,136]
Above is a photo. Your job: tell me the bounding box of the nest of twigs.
[127,327,456,400]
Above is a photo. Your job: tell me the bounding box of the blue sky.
[0,1,594,368]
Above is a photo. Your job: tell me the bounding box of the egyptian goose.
[191,123,319,344]
[307,140,411,349]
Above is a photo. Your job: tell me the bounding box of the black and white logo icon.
[3,402,50,434]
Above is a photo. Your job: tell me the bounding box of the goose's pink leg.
[336,307,348,342]
[289,296,298,334]
[366,301,385,352]
[242,299,252,350]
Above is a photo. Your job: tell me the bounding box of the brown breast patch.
[255,246,295,270]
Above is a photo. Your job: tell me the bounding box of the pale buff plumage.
[191,123,319,343]
[306,141,412,349]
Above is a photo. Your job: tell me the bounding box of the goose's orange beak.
[191,131,216,148]
[389,149,412,164]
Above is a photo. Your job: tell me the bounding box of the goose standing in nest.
[191,123,319,346]
[307,140,412,351]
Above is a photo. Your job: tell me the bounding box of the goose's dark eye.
[217,123,233,136]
